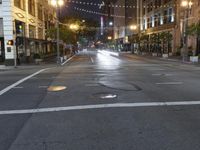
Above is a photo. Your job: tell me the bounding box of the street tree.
[186,23,200,56]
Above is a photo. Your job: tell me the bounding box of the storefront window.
[29,25,36,38]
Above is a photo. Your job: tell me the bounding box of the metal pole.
[13,20,17,68]
[182,3,189,62]
[56,3,60,64]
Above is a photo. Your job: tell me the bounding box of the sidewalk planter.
[190,56,199,63]
[60,57,64,63]
[35,59,43,65]
[64,56,67,60]
[169,53,173,56]
[162,54,169,58]
[142,52,147,55]
[152,53,157,56]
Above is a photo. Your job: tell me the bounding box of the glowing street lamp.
[109,21,113,26]
[70,24,79,31]
[181,0,193,8]
[130,25,137,31]
[50,0,64,64]
[107,36,112,40]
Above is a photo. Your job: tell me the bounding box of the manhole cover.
[99,79,141,91]
[93,93,117,99]
[48,86,67,92]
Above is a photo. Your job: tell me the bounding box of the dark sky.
[62,0,105,21]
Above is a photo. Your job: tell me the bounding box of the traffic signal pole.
[13,20,17,68]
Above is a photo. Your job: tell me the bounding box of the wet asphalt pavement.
[1,50,200,150]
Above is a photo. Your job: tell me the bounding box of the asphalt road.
[1,50,200,150]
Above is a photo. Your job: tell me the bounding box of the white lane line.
[152,74,174,76]
[152,74,163,76]
[156,82,183,85]
[38,86,48,89]
[61,55,75,66]
[149,69,165,71]
[12,86,24,89]
[0,68,50,96]
[164,74,174,76]
[1,101,200,115]
[85,84,99,87]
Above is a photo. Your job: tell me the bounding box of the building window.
[163,0,171,4]
[158,13,162,25]
[147,17,150,28]
[163,10,168,24]
[0,0,2,4]
[147,2,153,13]
[0,18,3,37]
[154,14,158,27]
[155,0,162,9]
[28,0,35,16]
[38,4,43,20]
[151,16,154,27]
[29,25,36,38]
[168,8,174,23]
[143,18,146,30]
[14,0,25,10]
[38,28,43,39]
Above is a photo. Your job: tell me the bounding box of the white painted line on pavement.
[61,55,75,66]
[164,74,174,76]
[0,68,50,96]
[156,82,183,85]
[85,84,99,87]
[39,86,49,89]
[149,69,165,71]
[152,74,163,76]
[12,86,24,89]
[152,74,174,76]
[1,101,200,115]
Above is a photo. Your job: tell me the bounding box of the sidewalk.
[0,65,14,71]
[0,54,76,71]
[120,52,200,66]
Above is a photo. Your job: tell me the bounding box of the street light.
[181,0,193,7]
[130,25,137,31]
[69,24,79,31]
[109,21,113,26]
[50,0,64,64]
[107,36,112,40]
[181,0,193,62]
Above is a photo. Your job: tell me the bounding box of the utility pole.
[13,20,17,68]
[181,0,193,62]
[50,0,64,64]
[56,6,60,64]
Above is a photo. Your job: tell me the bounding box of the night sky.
[62,0,105,21]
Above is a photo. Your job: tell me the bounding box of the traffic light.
[7,40,14,46]
[16,21,23,34]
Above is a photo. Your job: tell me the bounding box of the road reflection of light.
[97,50,121,70]
[98,50,119,56]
